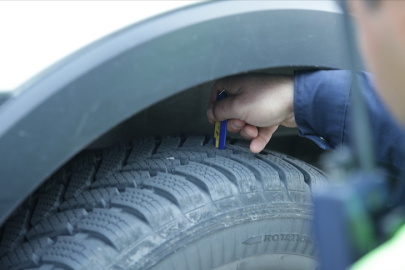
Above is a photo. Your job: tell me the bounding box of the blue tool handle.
[213,91,228,149]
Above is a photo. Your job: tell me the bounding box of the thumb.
[207,96,242,122]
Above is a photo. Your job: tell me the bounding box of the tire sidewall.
[134,203,318,270]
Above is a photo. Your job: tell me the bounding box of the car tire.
[0,135,326,270]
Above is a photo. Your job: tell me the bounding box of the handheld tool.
[213,89,228,149]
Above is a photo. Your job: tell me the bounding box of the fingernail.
[207,107,215,121]
[244,130,252,138]
[231,121,242,129]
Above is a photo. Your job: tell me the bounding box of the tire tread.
[0,136,325,270]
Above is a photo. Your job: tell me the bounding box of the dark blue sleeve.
[294,70,405,180]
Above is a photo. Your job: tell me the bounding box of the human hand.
[207,73,296,153]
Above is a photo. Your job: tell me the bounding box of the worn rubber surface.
[0,136,326,270]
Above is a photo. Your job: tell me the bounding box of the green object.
[345,196,376,254]
[351,223,405,270]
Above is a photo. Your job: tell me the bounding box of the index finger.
[207,75,244,108]
[208,78,227,109]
